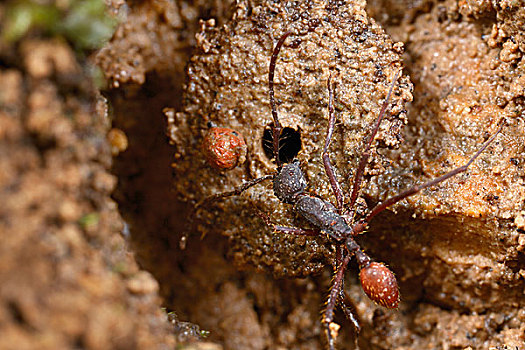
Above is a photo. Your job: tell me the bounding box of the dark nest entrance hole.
[262,124,302,164]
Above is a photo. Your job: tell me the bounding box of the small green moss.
[88,63,107,90]
[78,212,99,229]
[58,0,117,50]
[111,261,129,274]
[2,0,116,50]
[2,2,60,42]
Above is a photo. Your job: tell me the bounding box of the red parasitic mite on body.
[188,22,504,349]
[202,125,247,170]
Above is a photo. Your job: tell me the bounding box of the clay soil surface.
[1,0,525,350]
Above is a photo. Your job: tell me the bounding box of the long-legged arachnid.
[189,27,504,349]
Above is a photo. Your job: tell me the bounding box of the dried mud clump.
[168,0,413,277]
[97,0,235,87]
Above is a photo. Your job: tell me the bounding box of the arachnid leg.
[338,289,360,334]
[322,254,351,350]
[322,72,345,211]
[345,70,401,214]
[323,69,401,220]
[182,174,274,248]
[194,174,274,212]
[333,245,360,332]
[253,206,320,236]
[360,118,505,226]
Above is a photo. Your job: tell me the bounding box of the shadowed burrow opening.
[262,124,302,163]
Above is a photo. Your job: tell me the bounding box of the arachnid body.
[188,27,504,349]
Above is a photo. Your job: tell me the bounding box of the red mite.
[202,127,247,170]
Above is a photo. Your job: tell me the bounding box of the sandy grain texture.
[0,29,175,350]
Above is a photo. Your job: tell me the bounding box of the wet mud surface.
[1,0,524,349]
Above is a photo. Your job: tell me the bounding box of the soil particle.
[21,39,81,79]
[107,127,129,155]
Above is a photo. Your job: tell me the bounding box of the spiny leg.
[181,174,274,248]
[357,118,505,228]
[197,173,273,206]
[268,21,320,167]
[333,232,361,335]
[333,236,360,331]
[268,31,292,168]
[324,75,362,344]
[253,205,320,236]
[337,290,360,334]
[323,254,351,350]
[335,244,345,266]
[346,69,401,212]
[323,72,345,212]
[341,121,504,309]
